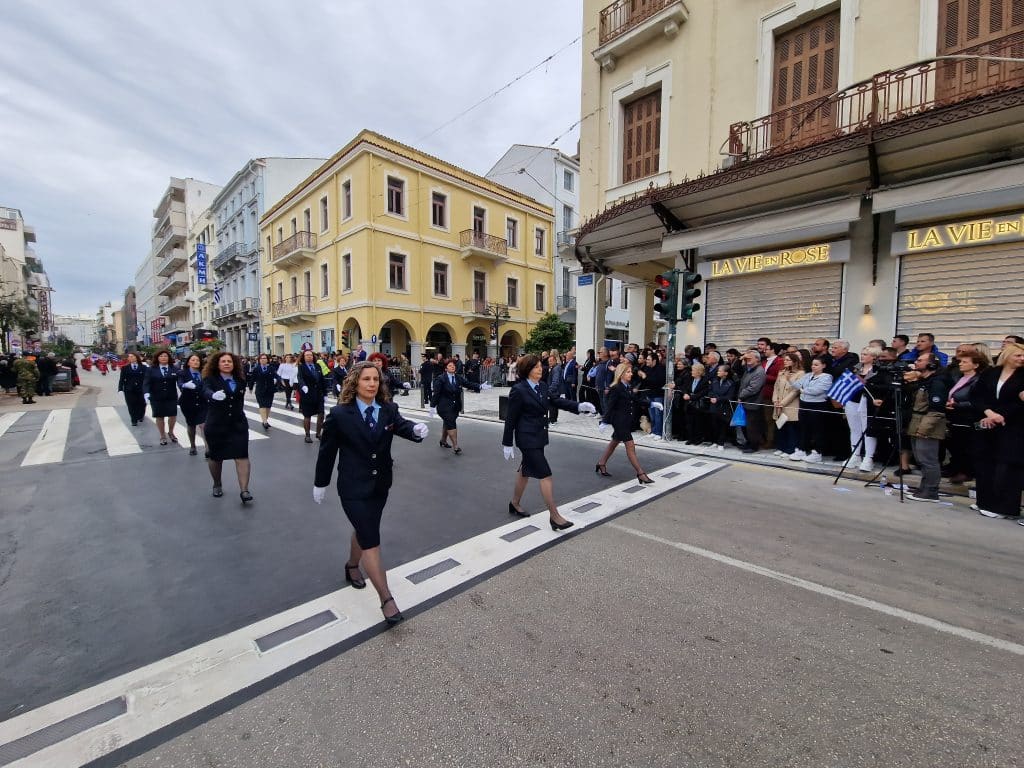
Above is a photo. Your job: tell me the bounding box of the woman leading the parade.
[143,349,180,445]
[202,351,252,503]
[501,354,597,530]
[117,352,147,426]
[430,357,490,454]
[250,352,281,430]
[595,362,655,484]
[296,349,327,443]
[313,361,429,626]
[176,353,207,456]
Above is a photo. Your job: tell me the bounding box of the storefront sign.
[698,241,850,280]
[894,212,1024,255]
[0,219,17,231]
[196,242,208,285]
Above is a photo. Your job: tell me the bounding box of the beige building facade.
[576,0,1024,352]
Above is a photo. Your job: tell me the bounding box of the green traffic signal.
[680,270,702,321]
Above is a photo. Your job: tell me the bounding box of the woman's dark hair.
[798,349,813,372]
[810,355,828,369]
[516,354,541,381]
[956,348,990,372]
[783,352,803,371]
[153,348,172,365]
[203,351,244,381]
[186,353,202,369]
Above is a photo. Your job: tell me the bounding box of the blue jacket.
[900,345,949,367]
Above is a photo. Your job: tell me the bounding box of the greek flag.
[827,369,864,406]
[105,352,120,361]
[213,284,222,304]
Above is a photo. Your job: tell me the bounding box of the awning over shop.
[873,161,1024,225]
[661,197,862,257]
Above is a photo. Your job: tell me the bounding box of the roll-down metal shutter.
[704,264,843,349]
[897,244,1024,350]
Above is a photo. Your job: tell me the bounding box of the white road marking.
[95,407,142,457]
[20,409,71,466]
[0,411,24,438]
[610,523,1024,657]
[244,409,305,435]
[0,458,721,767]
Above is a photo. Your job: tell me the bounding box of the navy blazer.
[143,363,179,401]
[201,375,247,430]
[296,362,328,398]
[314,400,422,499]
[118,363,146,394]
[430,372,480,416]
[176,367,206,409]
[501,379,582,450]
[603,382,637,435]
[250,364,281,398]
[977,366,1024,465]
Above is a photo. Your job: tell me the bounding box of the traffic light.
[653,271,678,321]
[680,270,702,321]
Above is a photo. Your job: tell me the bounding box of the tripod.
[832,380,907,503]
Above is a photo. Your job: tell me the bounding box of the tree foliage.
[523,313,573,355]
[0,291,40,354]
[43,335,75,358]
[190,339,225,356]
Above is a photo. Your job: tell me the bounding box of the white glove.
[301,386,309,394]
[181,381,196,390]
[481,383,492,390]
[336,384,341,393]
[211,390,227,401]
[578,402,597,415]
[428,407,437,418]
[403,382,411,389]
[413,422,428,439]
[650,401,664,411]
[559,393,567,399]
[503,446,515,461]
[598,421,608,434]
[312,486,327,504]
[143,393,150,402]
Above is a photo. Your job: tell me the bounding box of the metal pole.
[662,319,677,442]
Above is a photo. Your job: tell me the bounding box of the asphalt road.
[0,398,677,722]
[112,460,1024,768]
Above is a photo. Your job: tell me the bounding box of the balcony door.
[473,270,486,313]
[937,0,1024,102]
[771,11,840,150]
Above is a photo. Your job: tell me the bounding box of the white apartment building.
[133,256,158,345]
[52,313,97,348]
[151,177,221,349]
[0,206,54,348]
[209,157,325,355]
[188,206,216,348]
[486,145,634,344]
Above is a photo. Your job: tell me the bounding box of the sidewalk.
[401,384,975,499]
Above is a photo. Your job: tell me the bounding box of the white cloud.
[0,0,583,314]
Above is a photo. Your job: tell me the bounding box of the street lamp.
[481,302,511,352]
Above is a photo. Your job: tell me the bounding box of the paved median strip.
[0,457,721,768]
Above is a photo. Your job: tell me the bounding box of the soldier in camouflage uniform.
[13,355,39,404]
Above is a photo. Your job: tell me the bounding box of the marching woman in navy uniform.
[313,361,429,625]
[202,351,252,503]
[429,357,490,454]
[296,349,327,443]
[250,353,281,430]
[595,363,655,484]
[501,354,597,530]
[176,353,208,456]
[143,349,180,445]
[117,352,147,426]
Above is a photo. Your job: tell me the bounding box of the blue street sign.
[577,274,594,286]
[196,244,208,285]
[371,334,378,343]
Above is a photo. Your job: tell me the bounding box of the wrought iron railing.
[271,231,316,261]
[556,295,577,311]
[271,295,314,318]
[213,297,260,321]
[728,31,1024,163]
[557,231,576,249]
[460,229,508,257]
[599,0,676,46]
[463,299,489,315]
[212,242,243,271]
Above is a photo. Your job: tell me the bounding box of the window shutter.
[621,89,661,184]
[770,11,840,148]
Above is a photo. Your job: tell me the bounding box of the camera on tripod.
[873,359,912,387]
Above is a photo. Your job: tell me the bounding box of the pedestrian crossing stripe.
[22,409,72,466]
[0,411,23,438]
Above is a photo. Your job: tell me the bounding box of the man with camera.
[901,352,949,503]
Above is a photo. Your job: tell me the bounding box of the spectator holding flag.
[827,348,875,472]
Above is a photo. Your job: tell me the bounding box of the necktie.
[449,375,455,386]
[161,367,167,376]
[262,366,267,373]
[228,379,235,392]
[364,406,376,430]
[132,365,137,371]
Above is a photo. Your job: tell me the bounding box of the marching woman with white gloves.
[313,362,428,626]
[501,354,597,531]
[429,357,491,454]
[296,349,328,443]
[250,353,281,430]
[176,353,207,456]
[595,363,655,483]
[143,348,180,445]
[202,352,252,503]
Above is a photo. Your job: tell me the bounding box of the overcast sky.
[0,0,583,316]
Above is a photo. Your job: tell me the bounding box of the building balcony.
[153,226,187,262]
[157,294,191,316]
[153,200,186,237]
[271,231,316,268]
[459,230,508,262]
[155,247,187,277]
[212,241,257,272]
[556,230,576,253]
[271,295,315,325]
[727,30,1024,164]
[156,270,188,296]
[556,295,576,313]
[213,297,261,324]
[593,0,689,72]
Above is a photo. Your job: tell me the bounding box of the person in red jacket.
[757,338,785,449]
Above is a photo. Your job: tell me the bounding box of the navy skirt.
[519,447,552,479]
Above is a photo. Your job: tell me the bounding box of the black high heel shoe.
[240,490,253,504]
[508,501,530,518]
[636,473,655,485]
[595,464,611,477]
[344,563,366,589]
[550,518,575,531]
[381,596,404,626]
[439,439,451,449]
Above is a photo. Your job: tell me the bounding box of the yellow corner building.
[260,130,555,362]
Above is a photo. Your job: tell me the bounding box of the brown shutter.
[936,0,1024,100]
[621,89,661,184]
[770,11,840,149]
